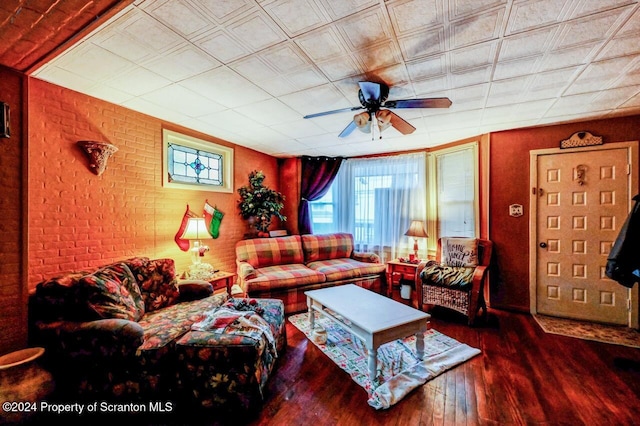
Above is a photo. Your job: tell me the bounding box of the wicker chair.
[415,237,493,325]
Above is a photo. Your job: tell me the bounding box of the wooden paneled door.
[530,142,639,327]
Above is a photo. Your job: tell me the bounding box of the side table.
[207,271,235,295]
[386,259,420,298]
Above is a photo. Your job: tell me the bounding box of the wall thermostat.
[509,204,523,217]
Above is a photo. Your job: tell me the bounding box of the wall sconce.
[77,141,118,175]
[0,102,9,138]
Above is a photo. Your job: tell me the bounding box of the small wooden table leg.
[368,347,377,385]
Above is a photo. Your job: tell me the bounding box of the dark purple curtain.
[298,156,344,235]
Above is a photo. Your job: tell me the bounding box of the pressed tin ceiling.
[3,0,640,158]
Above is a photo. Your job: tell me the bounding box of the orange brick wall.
[27,77,280,290]
[0,67,26,354]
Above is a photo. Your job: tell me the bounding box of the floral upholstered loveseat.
[28,257,286,412]
[236,233,387,313]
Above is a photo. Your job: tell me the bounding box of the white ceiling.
[31,0,640,158]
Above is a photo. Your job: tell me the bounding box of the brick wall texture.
[27,78,281,290]
[0,67,26,353]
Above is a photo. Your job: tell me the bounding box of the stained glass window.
[163,129,233,192]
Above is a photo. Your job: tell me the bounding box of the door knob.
[540,242,547,248]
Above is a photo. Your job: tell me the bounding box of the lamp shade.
[404,220,428,238]
[180,218,209,240]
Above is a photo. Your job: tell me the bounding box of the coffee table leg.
[415,330,425,361]
[368,347,377,385]
[307,297,315,330]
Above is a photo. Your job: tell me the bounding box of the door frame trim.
[529,141,639,328]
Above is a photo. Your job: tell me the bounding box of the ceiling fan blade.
[338,120,357,138]
[384,97,452,109]
[386,110,416,135]
[358,81,383,103]
[303,106,363,119]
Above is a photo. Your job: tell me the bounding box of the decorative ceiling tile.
[355,41,402,72]
[505,0,573,35]
[485,75,532,107]
[528,66,581,99]
[145,0,211,38]
[450,8,505,49]
[412,75,449,95]
[194,29,251,63]
[397,28,446,61]
[316,0,378,20]
[103,66,173,97]
[449,40,498,72]
[263,0,329,37]
[597,34,640,61]
[316,55,364,81]
[615,6,640,37]
[258,42,314,74]
[142,44,221,82]
[498,26,559,61]
[229,55,280,82]
[234,99,301,126]
[100,8,183,53]
[494,56,542,80]
[295,26,347,62]
[406,55,447,81]
[144,84,226,117]
[450,65,493,88]
[52,42,136,83]
[564,56,637,96]
[538,43,599,71]
[336,7,393,51]
[554,8,630,50]
[226,10,288,52]
[180,67,271,108]
[386,0,443,37]
[286,67,329,91]
[449,0,508,20]
[569,0,636,20]
[189,0,256,24]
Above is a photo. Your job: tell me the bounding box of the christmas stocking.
[204,200,224,239]
[175,205,198,251]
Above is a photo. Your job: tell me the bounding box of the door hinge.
[629,298,633,312]
[627,164,631,175]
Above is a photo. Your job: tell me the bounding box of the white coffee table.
[305,284,430,384]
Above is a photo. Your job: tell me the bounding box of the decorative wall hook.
[77,141,118,176]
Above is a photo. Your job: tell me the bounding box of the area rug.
[534,314,640,349]
[288,313,480,410]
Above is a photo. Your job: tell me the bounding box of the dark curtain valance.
[298,156,344,235]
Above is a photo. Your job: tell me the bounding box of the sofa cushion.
[137,293,228,351]
[306,258,386,282]
[124,257,181,312]
[246,264,325,292]
[236,235,304,269]
[31,270,93,321]
[76,263,145,321]
[302,233,354,262]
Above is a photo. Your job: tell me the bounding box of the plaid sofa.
[236,233,386,313]
[28,257,286,412]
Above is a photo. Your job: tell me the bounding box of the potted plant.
[238,170,286,237]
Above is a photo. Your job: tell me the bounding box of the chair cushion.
[236,235,304,269]
[441,237,478,267]
[420,261,475,290]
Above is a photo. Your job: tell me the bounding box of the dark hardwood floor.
[240,289,640,426]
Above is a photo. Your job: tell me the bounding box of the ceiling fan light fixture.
[354,112,371,133]
[376,110,392,132]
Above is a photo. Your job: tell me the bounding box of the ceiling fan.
[303,81,452,138]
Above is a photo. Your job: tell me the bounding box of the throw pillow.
[442,237,478,267]
[126,258,180,312]
[76,263,145,321]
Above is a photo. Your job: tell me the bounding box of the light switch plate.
[509,204,523,217]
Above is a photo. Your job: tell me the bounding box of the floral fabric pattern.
[76,263,145,321]
[123,257,180,312]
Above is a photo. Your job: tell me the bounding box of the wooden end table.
[207,271,235,294]
[386,259,420,297]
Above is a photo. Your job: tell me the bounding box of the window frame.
[427,142,480,255]
[162,129,234,192]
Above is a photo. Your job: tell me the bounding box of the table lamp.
[404,220,428,260]
[180,217,210,265]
